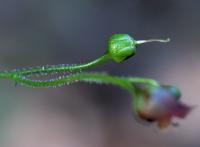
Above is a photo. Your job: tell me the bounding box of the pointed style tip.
[165,38,170,42]
[136,38,171,45]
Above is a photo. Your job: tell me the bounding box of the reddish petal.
[171,103,192,118]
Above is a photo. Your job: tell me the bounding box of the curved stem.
[9,72,134,92]
[127,77,159,86]
[3,72,159,92]
[0,72,12,78]
[0,54,110,77]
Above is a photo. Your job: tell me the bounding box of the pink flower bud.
[134,85,191,128]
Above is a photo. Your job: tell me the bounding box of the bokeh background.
[0,0,200,147]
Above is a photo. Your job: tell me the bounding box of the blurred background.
[0,0,200,147]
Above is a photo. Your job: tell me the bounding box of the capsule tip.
[136,38,170,45]
[165,38,170,42]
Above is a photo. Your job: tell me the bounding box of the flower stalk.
[0,34,191,129]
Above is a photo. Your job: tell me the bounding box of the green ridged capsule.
[107,34,137,62]
[107,34,170,62]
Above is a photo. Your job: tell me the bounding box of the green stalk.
[1,54,110,77]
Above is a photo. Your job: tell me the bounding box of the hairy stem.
[3,72,159,93]
[127,77,159,86]
[11,73,134,93]
[0,54,110,77]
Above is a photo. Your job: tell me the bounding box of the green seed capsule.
[107,34,137,62]
[107,34,170,62]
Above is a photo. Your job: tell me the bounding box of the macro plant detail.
[134,85,191,128]
[0,34,191,129]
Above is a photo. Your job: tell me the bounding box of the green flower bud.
[107,34,170,62]
[107,34,137,62]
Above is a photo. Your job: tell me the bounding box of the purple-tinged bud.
[133,85,191,129]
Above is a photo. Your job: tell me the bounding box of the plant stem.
[4,72,158,93]
[0,54,111,77]
[127,77,159,86]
